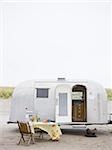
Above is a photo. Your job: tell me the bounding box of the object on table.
[43,119,55,123]
[29,114,40,122]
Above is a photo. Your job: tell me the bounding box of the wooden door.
[72,101,84,122]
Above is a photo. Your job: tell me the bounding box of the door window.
[59,93,68,116]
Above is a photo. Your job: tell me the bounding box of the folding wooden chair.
[17,121,35,145]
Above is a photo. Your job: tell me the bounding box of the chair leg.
[27,134,35,145]
[31,134,35,144]
[41,132,43,139]
[17,133,35,145]
[17,134,25,145]
[27,136,32,145]
[39,131,43,139]
[17,138,22,145]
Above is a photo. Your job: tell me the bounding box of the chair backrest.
[17,121,32,134]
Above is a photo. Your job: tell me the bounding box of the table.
[32,122,62,140]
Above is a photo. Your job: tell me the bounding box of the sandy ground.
[0,99,112,150]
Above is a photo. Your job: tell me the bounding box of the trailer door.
[55,85,71,123]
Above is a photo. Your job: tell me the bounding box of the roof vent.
[57,78,66,81]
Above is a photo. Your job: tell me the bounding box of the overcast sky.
[0,0,111,88]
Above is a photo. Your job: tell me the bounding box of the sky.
[0,0,112,88]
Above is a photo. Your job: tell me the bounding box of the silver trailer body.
[9,79,108,124]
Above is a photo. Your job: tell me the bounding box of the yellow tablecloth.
[32,122,62,140]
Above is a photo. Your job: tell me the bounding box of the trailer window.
[36,88,49,98]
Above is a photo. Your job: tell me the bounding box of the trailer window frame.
[36,88,49,98]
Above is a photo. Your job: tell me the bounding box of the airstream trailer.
[9,78,108,125]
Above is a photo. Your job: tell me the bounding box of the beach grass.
[106,88,112,101]
[0,87,14,99]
